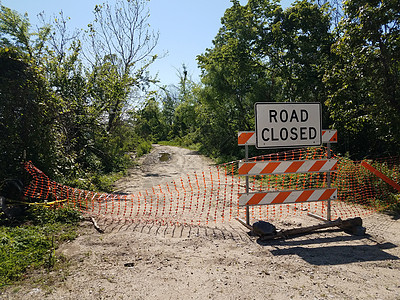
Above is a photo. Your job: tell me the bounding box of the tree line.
[1,0,399,189]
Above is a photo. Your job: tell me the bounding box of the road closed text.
[255,103,322,149]
[262,126,318,142]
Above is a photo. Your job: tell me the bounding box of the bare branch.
[85,0,159,79]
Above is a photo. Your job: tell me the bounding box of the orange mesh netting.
[21,147,400,225]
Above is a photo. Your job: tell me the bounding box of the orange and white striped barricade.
[237,131,256,146]
[239,188,337,206]
[238,158,338,207]
[238,129,338,221]
[322,130,337,143]
[238,159,338,176]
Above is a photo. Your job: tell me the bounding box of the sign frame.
[255,102,322,149]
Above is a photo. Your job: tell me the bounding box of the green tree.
[168,65,202,142]
[0,4,50,63]
[324,0,400,158]
[266,0,333,105]
[86,0,159,133]
[0,6,59,180]
[160,85,179,130]
[0,48,57,180]
[0,2,159,185]
[196,0,333,158]
[133,95,168,142]
[197,0,276,157]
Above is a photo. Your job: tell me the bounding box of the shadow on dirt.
[258,233,399,265]
[91,217,252,242]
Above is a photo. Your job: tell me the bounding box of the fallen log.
[259,217,364,241]
[236,218,254,231]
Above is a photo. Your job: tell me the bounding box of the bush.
[136,140,152,157]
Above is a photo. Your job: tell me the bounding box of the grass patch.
[0,206,81,288]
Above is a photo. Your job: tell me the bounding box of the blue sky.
[2,0,292,86]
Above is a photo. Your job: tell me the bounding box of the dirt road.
[2,145,400,299]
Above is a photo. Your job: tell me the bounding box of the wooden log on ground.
[260,217,364,241]
[236,218,253,231]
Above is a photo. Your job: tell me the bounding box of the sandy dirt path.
[1,145,400,299]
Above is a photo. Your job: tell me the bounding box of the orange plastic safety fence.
[21,148,400,225]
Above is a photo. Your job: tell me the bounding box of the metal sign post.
[327,142,332,221]
[245,144,250,226]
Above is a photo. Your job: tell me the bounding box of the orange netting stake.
[206,169,213,224]
[66,186,70,207]
[187,174,193,213]
[83,191,89,213]
[143,190,149,217]
[129,194,134,217]
[154,186,160,217]
[90,193,95,214]
[148,190,153,217]
[76,190,82,213]
[161,186,167,217]
[195,172,200,210]
[72,189,76,210]
[137,192,142,217]
[181,178,186,212]
[166,183,173,216]
[200,171,207,225]
[221,166,227,222]
[173,180,180,216]
[213,169,218,222]
[122,194,127,217]
[272,202,276,219]
[117,194,121,216]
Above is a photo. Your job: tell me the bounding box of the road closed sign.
[255,102,322,149]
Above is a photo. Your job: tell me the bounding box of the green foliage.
[367,161,400,212]
[133,96,169,142]
[196,0,333,159]
[0,4,51,61]
[0,48,59,180]
[158,66,210,154]
[136,140,153,157]
[2,0,400,188]
[0,206,80,288]
[324,0,400,158]
[0,2,157,189]
[26,206,81,226]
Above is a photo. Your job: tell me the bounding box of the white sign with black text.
[255,102,322,149]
